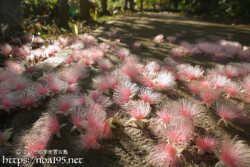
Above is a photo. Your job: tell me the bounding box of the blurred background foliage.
[19,0,250,23]
[0,0,249,39]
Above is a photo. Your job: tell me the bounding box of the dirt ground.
[1,12,250,167]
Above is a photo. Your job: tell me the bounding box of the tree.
[140,0,143,13]
[170,0,180,11]
[124,0,129,11]
[80,0,91,21]
[101,0,108,15]
[129,0,134,11]
[57,0,69,28]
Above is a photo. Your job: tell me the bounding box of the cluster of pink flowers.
[17,112,62,158]
[2,28,250,167]
[0,33,99,63]
[171,37,250,60]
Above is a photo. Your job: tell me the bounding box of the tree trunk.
[57,0,69,28]
[101,0,108,15]
[140,0,143,13]
[80,0,91,21]
[159,0,162,11]
[129,0,134,11]
[153,0,156,11]
[173,0,179,11]
[124,0,128,11]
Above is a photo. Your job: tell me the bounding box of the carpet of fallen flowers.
[0,16,250,167]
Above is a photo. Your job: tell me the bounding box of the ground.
[0,12,250,167]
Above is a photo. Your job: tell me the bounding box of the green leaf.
[40,33,47,38]
[2,128,14,141]
[74,24,78,36]
[176,145,186,153]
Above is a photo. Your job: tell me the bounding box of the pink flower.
[115,47,130,58]
[0,93,18,110]
[99,42,110,55]
[67,83,79,93]
[5,60,24,74]
[64,57,73,64]
[113,81,139,105]
[121,62,141,79]
[217,137,250,167]
[88,94,112,110]
[171,47,184,59]
[154,34,164,43]
[124,54,140,65]
[216,102,245,124]
[105,71,127,90]
[197,42,222,55]
[209,74,230,89]
[78,132,100,150]
[58,36,70,47]
[59,66,83,85]
[72,94,86,106]
[70,107,87,131]
[177,64,204,81]
[10,76,29,91]
[93,76,111,92]
[12,46,26,57]
[33,36,44,44]
[23,139,48,158]
[146,143,183,167]
[70,40,84,50]
[164,119,194,145]
[199,87,218,106]
[145,61,161,77]
[36,83,49,97]
[49,94,75,114]
[218,40,241,56]
[139,87,162,104]
[0,44,12,55]
[0,70,14,82]
[82,108,111,138]
[32,112,61,137]
[48,75,67,94]
[155,71,176,90]
[115,39,120,44]
[0,82,11,98]
[44,113,60,136]
[196,136,218,154]
[187,80,201,94]
[228,34,233,40]
[157,105,178,124]
[19,90,40,108]
[97,58,113,71]
[81,33,97,46]
[237,47,250,59]
[133,42,141,50]
[107,30,116,38]
[224,81,242,97]
[174,99,201,117]
[122,100,151,120]
[223,65,239,78]
[85,109,106,128]
[89,90,102,102]
[137,75,155,88]
[167,36,176,43]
